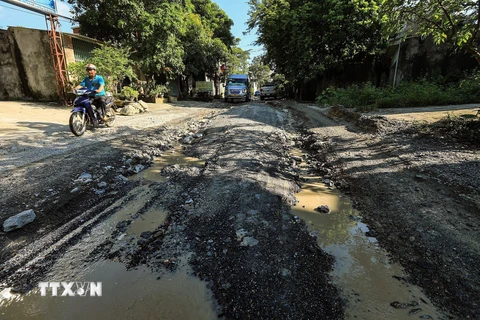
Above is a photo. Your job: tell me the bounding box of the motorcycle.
[69,88,116,136]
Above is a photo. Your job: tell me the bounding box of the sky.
[0,0,263,59]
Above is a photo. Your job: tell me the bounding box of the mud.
[1,99,478,319]
[287,101,479,319]
[291,148,442,320]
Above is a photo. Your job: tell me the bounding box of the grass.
[316,73,480,111]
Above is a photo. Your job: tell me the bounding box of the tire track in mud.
[1,103,344,319]
[0,116,214,292]
[130,104,345,319]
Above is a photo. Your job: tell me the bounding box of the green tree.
[67,45,136,94]
[67,61,88,87]
[248,55,271,87]
[384,0,480,64]
[183,13,209,79]
[136,3,187,77]
[247,0,386,99]
[227,45,251,75]
[90,44,137,93]
[190,0,235,48]
[69,0,144,43]
[68,0,236,81]
[206,38,230,96]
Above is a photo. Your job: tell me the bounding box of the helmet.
[86,64,96,71]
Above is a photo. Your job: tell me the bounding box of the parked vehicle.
[224,74,251,102]
[69,88,116,136]
[195,81,214,101]
[260,82,277,101]
[254,91,261,96]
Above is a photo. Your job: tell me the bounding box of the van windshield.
[227,78,247,86]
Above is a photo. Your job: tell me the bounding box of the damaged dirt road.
[0,100,478,319]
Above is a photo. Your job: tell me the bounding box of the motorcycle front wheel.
[69,112,86,136]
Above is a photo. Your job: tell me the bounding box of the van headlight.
[242,89,247,93]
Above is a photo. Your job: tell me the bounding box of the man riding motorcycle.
[74,64,107,127]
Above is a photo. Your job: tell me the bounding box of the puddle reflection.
[0,261,218,320]
[132,145,204,183]
[291,149,443,320]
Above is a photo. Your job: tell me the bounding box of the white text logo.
[38,282,102,297]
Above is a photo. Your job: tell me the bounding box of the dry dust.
[0,101,218,172]
[367,103,479,122]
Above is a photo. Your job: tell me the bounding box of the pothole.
[0,260,218,320]
[291,148,444,319]
[131,145,204,183]
[127,207,168,236]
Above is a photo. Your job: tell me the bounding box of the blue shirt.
[80,75,106,97]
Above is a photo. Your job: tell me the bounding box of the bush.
[67,61,88,87]
[456,71,480,102]
[317,82,380,109]
[149,85,169,97]
[317,75,480,111]
[120,86,139,100]
[376,81,457,108]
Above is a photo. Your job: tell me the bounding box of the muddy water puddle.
[127,208,168,236]
[0,197,218,320]
[291,149,443,319]
[132,145,204,183]
[0,146,217,320]
[0,261,218,320]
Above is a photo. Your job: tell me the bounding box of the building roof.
[65,32,103,45]
[7,26,102,45]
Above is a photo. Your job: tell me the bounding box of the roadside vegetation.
[316,71,480,110]
[68,44,137,94]
[67,0,251,98]
[248,0,480,101]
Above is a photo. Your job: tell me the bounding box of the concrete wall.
[63,35,75,65]
[394,36,477,84]
[317,35,478,97]
[9,27,58,101]
[0,30,23,100]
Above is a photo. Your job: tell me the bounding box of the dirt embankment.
[288,103,480,319]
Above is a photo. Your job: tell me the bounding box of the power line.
[0,2,75,23]
[0,2,44,17]
[0,3,76,34]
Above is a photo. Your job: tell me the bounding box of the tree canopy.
[247,0,387,88]
[248,56,271,87]
[227,45,251,75]
[383,0,480,64]
[67,0,236,79]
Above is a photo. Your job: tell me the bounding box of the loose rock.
[3,209,36,232]
[240,236,259,247]
[316,205,331,214]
